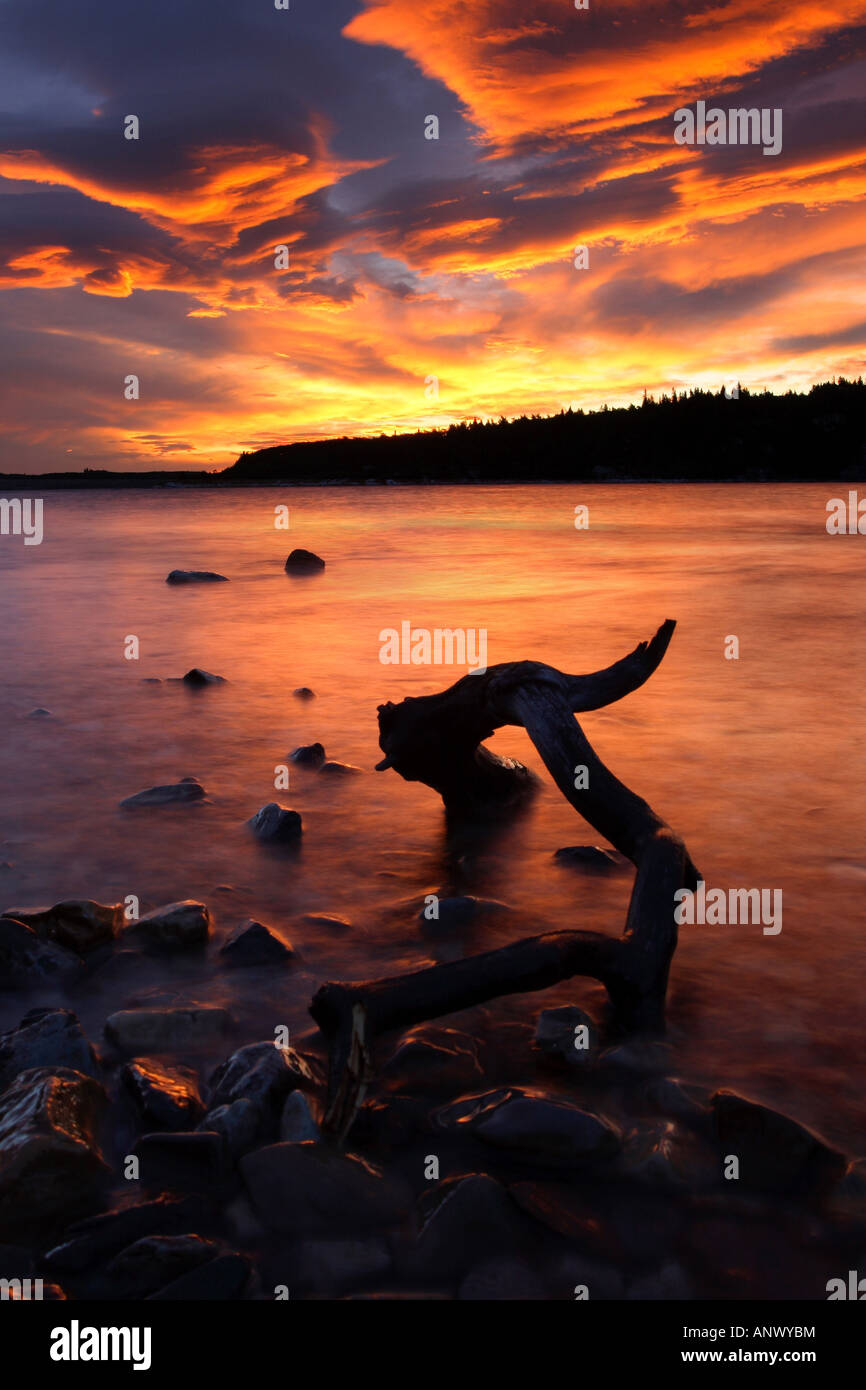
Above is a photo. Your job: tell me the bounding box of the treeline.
[222,380,866,484]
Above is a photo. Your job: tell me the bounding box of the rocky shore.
[0,893,863,1301]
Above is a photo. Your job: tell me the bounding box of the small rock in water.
[289,742,326,768]
[107,1233,220,1297]
[198,1098,261,1161]
[0,1009,99,1090]
[534,1005,597,1067]
[27,707,52,719]
[293,687,316,700]
[711,1089,847,1195]
[298,911,352,932]
[4,899,121,954]
[285,549,325,573]
[247,803,303,844]
[122,900,211,953]
[105,1006,233,1054]
[280,1090,321,1142]
[318,760,363,776]
[219,919,295,968]
[120,778,206,809]
[417,895,510,932]
[122,1058,204,1130]
[0,1067,110,1237]
[472,1094,621,1164]
[554,845,626,869]
[166,571,228,585]
[181,668,226,686]
[0,917,83,989]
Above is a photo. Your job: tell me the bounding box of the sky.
[0,0,864,472]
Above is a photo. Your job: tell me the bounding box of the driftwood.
[310,620,698,1141]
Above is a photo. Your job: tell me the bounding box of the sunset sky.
[1,0,865,472]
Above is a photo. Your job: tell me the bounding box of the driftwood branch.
[311,621,698,1139]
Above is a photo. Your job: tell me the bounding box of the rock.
[410,1175,523,1275]
[280,1091,320,1142]
[0,1068,109,1237]
[0,917,82,989]
[289,742,326,768]
[132,1132,226,1191]
[435,1087,525,1130]
[241,1142,411,1236]
[643,1076,712,1122]
[105,1006,233,1054]
[166,571,228,584]
[710,1090,847,1195]
[27,707,52,718]
[285,549,325,573]
[417,895,509,932]
[459,1256,546,1300]
[298,912,352,932]
[122,1059,204,1130]
[0,1010,98,1090]
[293,687,316,700]
[198,1099,261,1161]
[219,919,295,969]
[122,900,211,953]
[120,778,206,809]
[247,803,303,844]
[107,1234,220,1298]
[382,1032,482,1094]
[44,1196,210,1274]
[147,1251,251,1300]
[207,1043,312,1125]
[181,669,225,686]
[2,901,120,954]
[533,1005,597,1067]
[554,845,626,869]
[472,1095,620,1164]
[318,761,363,776]
[289,1237,391,1293]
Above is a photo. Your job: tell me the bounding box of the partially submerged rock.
[0,917,82,989]
[554,845,627,870]
[122,901,211,953]
[247,803,303,844]
[166,571,228,584]
[219,919,295,969]
[285,549,325,573]
[0,1067,109,1237]
[711,1090,847,1195]
[298,912,352,932]
[289,742,326,768]
[3,900,121,954]
[0,1010,99,1090]
[293,687,316,701]
[417,895,510,932]
[105,1006,233,1055]
[241,1142,410,1236]
[120,778,206,809]
[533,1005,597,1067]
[122,1058,204,1130]
[318,760,363,776]
[181,669,226,687]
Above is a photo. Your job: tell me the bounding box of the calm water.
[0,484,864,1150]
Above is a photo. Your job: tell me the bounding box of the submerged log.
[311,621,698,1141]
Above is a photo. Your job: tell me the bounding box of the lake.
[0,482,863,1154]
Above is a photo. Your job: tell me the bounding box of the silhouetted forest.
[1,380,863,487]
[224,380,866,484]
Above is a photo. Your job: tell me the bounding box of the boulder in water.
[166,571,228,585]
[285,549,325,573]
